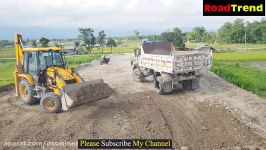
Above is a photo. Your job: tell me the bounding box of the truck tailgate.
[174,52,210,73]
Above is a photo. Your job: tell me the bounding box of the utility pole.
[245,28,247,51]
[244,20,247,51]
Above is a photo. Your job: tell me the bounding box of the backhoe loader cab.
[23,49,65,80]
[14,34,112,113]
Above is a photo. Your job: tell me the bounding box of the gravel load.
[63,79,112,107]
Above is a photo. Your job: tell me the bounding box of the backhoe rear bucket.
[61,79,112,111]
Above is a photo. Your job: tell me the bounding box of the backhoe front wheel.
[19,79,38,105]
[40,93,62,113]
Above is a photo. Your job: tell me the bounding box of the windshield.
[39,51,65,69]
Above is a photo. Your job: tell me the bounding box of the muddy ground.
[0,53,266,150]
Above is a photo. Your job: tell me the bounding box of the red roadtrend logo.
[203,0,265,16]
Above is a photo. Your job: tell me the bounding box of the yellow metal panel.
[15,34,24,74]
[18,74,34,84]
[13,71,19,97]
[23,47,61,52]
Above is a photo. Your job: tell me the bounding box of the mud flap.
[182,79,199,90]
[61,79,112,111]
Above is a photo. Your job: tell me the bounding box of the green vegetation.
[0,58,16,86]
[160,27,184,49]
[0,48,15,58]
[213,52,266,61]
[186,43,266,50]
[212,51,266,98]
[106,37,117,53]
[78,28,96,54]
[92,45,136,54]
[65,54,101,68]
[212,62,266,98]
[39,37,50,47]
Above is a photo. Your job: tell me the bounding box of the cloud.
[0,0,263,38]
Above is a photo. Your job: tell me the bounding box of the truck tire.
[19,79,38,105]
[132,68,144,82]
[40,92,62,113]
[182,79,199,90]
[154,76,164,95]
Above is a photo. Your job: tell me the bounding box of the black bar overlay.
[78,139,172,149]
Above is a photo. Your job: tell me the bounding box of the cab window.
[28,52,38,77]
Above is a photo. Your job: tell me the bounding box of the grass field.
[66,54,101,68]
[186,43,266,51]
[0,58,16,86]
[213,52,266,61]
[212,51,266,98]
[92,46,137,54]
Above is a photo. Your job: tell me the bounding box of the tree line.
[1,18,265,50]
[143,18,266,49]
[77,28,117,54]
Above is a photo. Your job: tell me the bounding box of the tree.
[117,39,123,45]
[218,19,245,43]
[55,43,62,48]
[134,30,140,41]
[106,38,117,53]
[26,39,31,46]
[96,30,106,54]
[78,28,96,54]
[32,40,37,47]
[218,22,233,43]
[74,41,80,48]
[231,19,245,43]
[39,37,50,47]
[160,27,184,50]
[192,27,206,42]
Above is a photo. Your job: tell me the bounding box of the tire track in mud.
[87,95,133,138]
[141,84,177,148]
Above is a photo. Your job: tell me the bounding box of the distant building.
[62,46,77,55]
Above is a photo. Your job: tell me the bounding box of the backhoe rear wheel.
[19,79,38,105]
[40,92,62,113]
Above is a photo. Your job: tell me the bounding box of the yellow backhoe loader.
[14,34,112,113]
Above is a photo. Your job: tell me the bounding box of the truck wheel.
[40,92,62,113]
[132,68,144,82]
[19,79,38,105]
[154,76,164,95]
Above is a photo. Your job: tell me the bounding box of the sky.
[0,0,264,39]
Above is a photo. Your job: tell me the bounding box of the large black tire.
[132,68,144,82]
[154,76,164,95]
[19,79,38,105]
[40,92,62,113]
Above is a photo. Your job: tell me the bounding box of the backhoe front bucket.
[61,79,112,111]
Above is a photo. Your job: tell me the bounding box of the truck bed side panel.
[139,54,173,73]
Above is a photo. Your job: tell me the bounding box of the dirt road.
[0,53,266,150]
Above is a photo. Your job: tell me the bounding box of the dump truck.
[14,34,112,113]
[131,42,212,95]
